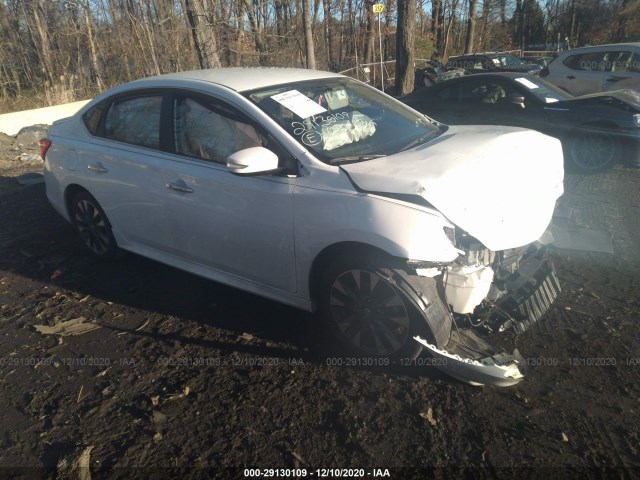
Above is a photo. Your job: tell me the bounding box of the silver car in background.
[541,43,640,95]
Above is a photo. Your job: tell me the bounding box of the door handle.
[606,76,625,82]
[87,164,108,174]
[566,75,576,80]
[165,182,194,193]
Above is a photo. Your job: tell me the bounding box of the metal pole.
[378,10,384,93]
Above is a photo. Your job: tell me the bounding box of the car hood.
[565,89,640,111]
[340,126,564,252]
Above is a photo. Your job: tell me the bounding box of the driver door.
[159,93,298,293]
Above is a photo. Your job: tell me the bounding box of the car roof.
[435,72,534,82]
[121,67,343,93]
[558,43,640,55]
[450,53,516,58]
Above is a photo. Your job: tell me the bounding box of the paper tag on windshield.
[271,90,327,118]
[515,77,539,89]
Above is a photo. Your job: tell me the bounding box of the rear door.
[79,92,180,253]
[558,51,609,95]
[602,50,640,92]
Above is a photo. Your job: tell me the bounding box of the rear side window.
[607,51,640,72]
[104,96,162,149]
[563,52,608,71]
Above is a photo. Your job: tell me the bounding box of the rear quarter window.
[82,102,107,135]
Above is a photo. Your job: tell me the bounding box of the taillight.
[539,66,549,77]
[39,138,52,160]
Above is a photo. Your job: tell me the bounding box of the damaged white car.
[42,68,564,386]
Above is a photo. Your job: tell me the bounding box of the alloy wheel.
[571,132,615,172]
[74,199,110,256]
[328,269,411,356]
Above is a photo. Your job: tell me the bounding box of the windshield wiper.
[329,155,386,165]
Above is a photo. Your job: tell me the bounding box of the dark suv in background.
[447,53,542,75]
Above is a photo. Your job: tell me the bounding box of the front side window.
[104,96,162,148]
[246,78,442,164]
[173,97,262,163]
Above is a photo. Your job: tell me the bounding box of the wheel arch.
[308,241,398,305]
[572,120,620,134]
[64,184,92,219]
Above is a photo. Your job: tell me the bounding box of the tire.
[565,129,617,173]
[319,252,424,360]
[70,191,119,259]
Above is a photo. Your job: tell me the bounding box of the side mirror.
[226,147,280,175]
[510,94,526,108]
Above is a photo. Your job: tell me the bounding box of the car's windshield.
[495,54,526,67]
[513,76,571,103]
[245,78,443,164]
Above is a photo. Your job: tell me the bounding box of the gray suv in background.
[541,43,640,95]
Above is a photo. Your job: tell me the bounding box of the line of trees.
[0,0,637,110]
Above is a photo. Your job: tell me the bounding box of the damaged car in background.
[42,68,564,387]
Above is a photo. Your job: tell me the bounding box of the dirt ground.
[0,131,639,479]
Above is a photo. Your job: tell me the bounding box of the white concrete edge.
[0,100,91,136]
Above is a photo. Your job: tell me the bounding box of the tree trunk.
[185,0,222,69]
[324,0,334,68]
[302,0,316,68]
[243,0,268,65]
[363,5,376,65]
[84,0,105,90]
[477,0,491,49]
[395,0,415,94]
[464,0,477,53]
[442,0,459,59]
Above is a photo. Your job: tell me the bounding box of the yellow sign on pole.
[373,4,384,13]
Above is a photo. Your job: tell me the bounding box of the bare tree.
[185,0,222,69]
[243,0,268,65]
[395,0,415,94]
[302,0,316,68]
[464,0,478,52]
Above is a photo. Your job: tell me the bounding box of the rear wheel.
[319,252,424,360]
[71,191,119,259]
[565,129,617,173]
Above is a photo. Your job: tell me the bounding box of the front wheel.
[565,130,617,173]
[71,191,119,259]
[319,253,424,360]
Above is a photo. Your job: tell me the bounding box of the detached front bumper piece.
[415,335,525,387]
[405,248,560,387]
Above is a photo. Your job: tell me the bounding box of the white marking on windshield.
[271,90,327,118]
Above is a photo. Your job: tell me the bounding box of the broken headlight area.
[449,245,560,335]
[443,232,560,335]
[404,236,560,386]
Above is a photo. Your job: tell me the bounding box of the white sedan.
[42,68,564,386]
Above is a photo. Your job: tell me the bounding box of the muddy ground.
[0,131,639,479]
